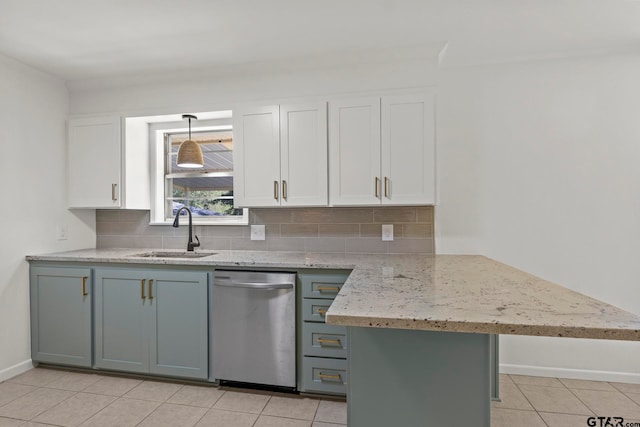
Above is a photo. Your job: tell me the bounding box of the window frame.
[149,120,248,226]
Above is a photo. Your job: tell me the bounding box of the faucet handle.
[193,235,200,248]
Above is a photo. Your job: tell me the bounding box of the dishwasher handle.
[215,281,294,290]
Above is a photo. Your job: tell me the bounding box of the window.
[153,125,247,225]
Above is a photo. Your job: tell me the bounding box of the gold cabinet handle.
[81,276,88,296]
[318,372,342,382]
[273,180,279,201]
[316,308,328,316]
[282,180,287,200]
[148,279,153,300]
[317,337,342,346]
[140,279,146,300]
[374,177,380,198]
[317,286,340,293]
[384,176,389,198]
[111,183,118,201]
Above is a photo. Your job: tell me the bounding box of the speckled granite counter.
[26,248,640,341]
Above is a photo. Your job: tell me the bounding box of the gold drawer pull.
[81,276,88,297]
[374,177,380,198]
[148,279,153,300]
[140,279,146,300]
[316,308,328,316]
[318,372,342,382]
[273,180,279,201]
[317,337,341,346]
[317,286,340,293]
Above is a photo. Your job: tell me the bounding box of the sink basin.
[130,251,217,259]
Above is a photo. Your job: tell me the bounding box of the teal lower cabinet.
[30,266,93,368]
[94,268,209,380]
[298,271,350,395]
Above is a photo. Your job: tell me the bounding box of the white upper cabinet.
[329,92,435,206]
[234,102,328,208]
[67,115,149,209]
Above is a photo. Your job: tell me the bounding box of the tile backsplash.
[96,206,434,254]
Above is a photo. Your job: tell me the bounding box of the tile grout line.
[508,374,554,426]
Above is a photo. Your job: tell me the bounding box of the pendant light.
[177,114,204,168]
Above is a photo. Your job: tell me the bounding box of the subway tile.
[267,237,306,252]
[251,208,294,224]
[281,224,319,237]
[95,221,114,235]
[161,236,190,249]
[230,238,268,251]
[401,223,433,238]
[416,206,434,222]
[292,208,373,224]
[196,237,232,251]
[97,236,137,249]
[387,239,434,254]
[345,239,388,254]
[140,224,174,236]
[203,225,248,238]
[318,224,359,237]
[119,210,149,222]
[135,236,163,249]
[304,238,345,253]
[373,207,416,223]
[265,224,281,237]
[96,210,120,222]
[360,224,382,238]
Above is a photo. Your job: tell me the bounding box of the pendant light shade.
[177,114,204,168]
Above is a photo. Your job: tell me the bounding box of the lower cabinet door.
[148,271,209,379]
[94,268,150,374]
[30,266,92,367]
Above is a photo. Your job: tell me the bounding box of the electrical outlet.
[56,224,68,240]
[251,224,266,240]
[382,224,393,241]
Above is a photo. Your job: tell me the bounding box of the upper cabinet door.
[233,106,281,207]
[329,97,381,206]
[68,116,122,208]
[381,93,436,205]
[280,102,328,206]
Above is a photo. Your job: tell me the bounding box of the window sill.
[149,218,249,226]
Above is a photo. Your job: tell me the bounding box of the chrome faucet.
[172,207,200,251]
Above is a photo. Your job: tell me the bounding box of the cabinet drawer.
[301,356,347,395]
[302,299,333,322]
[299,273,349,299]
[302,323,348,359]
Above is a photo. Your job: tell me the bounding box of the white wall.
[0,53,96,380]
[437,53,640,381]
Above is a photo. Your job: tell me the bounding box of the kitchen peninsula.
[27,249,640,427]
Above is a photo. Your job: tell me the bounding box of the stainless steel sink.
[130,251,217,259]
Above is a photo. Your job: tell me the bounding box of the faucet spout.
[172,207,201,252]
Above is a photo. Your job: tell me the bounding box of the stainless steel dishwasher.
[211,270,296,389]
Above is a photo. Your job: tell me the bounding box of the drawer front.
[302,323,348,359]
[302,298,333,322]
[300,273,349,299]
[301,356,347,395]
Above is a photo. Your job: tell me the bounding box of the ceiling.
[1,0,639,84]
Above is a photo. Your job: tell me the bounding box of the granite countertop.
[27,248,640,341]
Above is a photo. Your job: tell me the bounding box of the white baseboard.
[501,363,640,384]
[0,359,34,382]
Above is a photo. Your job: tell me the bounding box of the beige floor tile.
[0,383,36,407]
[312,423,346,427]
[314,400,347,425]
[32,392,115,427]
[123,380,182,402]
[8,368,67,388]
[20,423,53,427]
[559,378,617,391]
[510,374,565,387]
[539,412,599,427]
[0,388,75,420]
[491,408,546,427]
[79,397,160,427]
[262,396,320,420]
[627,392,640,405]
[0,417,24,426]
[43,372,101,392]
[254,415,312,427]
[572,389,640,420]
[195,408,258,426]
[213,391,270,414]
[518,384,592,415]
[167,385,224,408]
[491,383,534,411]
[611,382,640,394]
[82,376,142,397]
[499,374,514,385]
[137,403,207,427]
